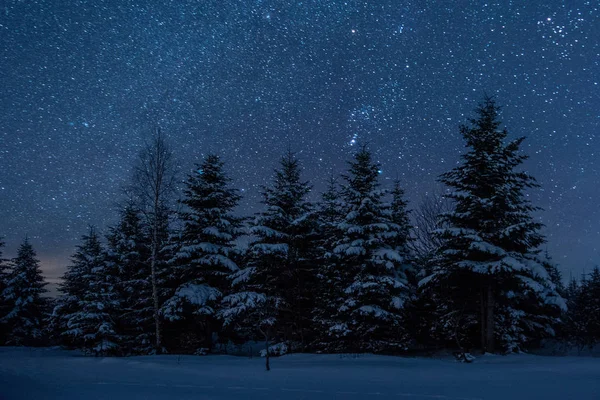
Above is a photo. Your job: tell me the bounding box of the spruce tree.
[569,268,600,348]
[0,238,7,296]
[389,180,414,281]
[220,151,314,354]
[312,177,346,349]
[162,154,243,352]
[421,96,565,352]
[106,203,154,354]
[326,146,410,353]
[585,267,600,346]
[563,277,581,344]
[1,237,48,346]
[57,228,120,355]
[0,238,9,344]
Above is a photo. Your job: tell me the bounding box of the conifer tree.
[583,267,600,347]
[0,238,9,344]
[421,96,565,352]
[563,277,583,344]
[106,203,154,354]
[567,268,600,349]
[0,238,7,296]
[162,154,243,352]
[326,146,410,353]
[389,180,413,280]
[57,228,120,355]
[1,237,48,346]
[220,151,313,353]
[312,177,346,348]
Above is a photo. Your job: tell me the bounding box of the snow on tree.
[162,154,243,352]
[325,146,411,353]
[1,237,48,346]
[106,203,154,354]
[421,96,565,353]
[540,251,564,296]
[219,151,314,355]
[311,176,346,349]
[56,228,120,355]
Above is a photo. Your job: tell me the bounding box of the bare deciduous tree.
[410,190,452,270]
[133,127,177,353]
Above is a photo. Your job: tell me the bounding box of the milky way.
[1,0,598,284]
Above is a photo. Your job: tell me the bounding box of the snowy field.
[0,347,599,400]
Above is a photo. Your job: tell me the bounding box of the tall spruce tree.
[312,177,346,349]
[57,228,120,355]
[162,154,243,352]
[1,237,48,346]
[422,96,565,353]
[220,151,314,354]
[326,146,410,353]
[106,203,154,354]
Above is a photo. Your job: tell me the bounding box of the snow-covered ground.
[0,347,598,400]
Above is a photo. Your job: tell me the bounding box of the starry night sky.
[1,0,598,287]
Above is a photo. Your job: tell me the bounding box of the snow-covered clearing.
[0,347,599,400]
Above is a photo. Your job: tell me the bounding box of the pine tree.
[0,238,7,295]
[1,237,48,346]
[312,177,346,349]
[421,96,565,353]
[57,228,120,355]
[326,146,410,353]
[389,180,414,281]
[562,277,579,343]
[0,238,9,344]
[220,151,314,355]
[106,203,154,354]
[162,154,243,352]
[585,267,600,346]
[568,268,600,349]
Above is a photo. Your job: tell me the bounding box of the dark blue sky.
[1,0,598,285]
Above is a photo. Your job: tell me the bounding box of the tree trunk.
[485,284,495,353]
[151,227,162,354]
[265,332,271,371]
[206,317,213,351]
[480,287,486,353]
[133,128,175,355]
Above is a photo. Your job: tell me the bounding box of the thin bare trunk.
[151,227,162,353]
[480,287,486,352]
[485,284,495,353]
[133,127,176,355]
[265,332,271,371]
[480,282,495,353]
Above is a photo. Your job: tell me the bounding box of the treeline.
[1,97,599,357]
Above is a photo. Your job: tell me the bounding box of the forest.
[1,97,599,361]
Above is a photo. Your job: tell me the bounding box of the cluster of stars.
[0,0,598,284]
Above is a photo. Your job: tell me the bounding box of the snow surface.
[0,347,599,400]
